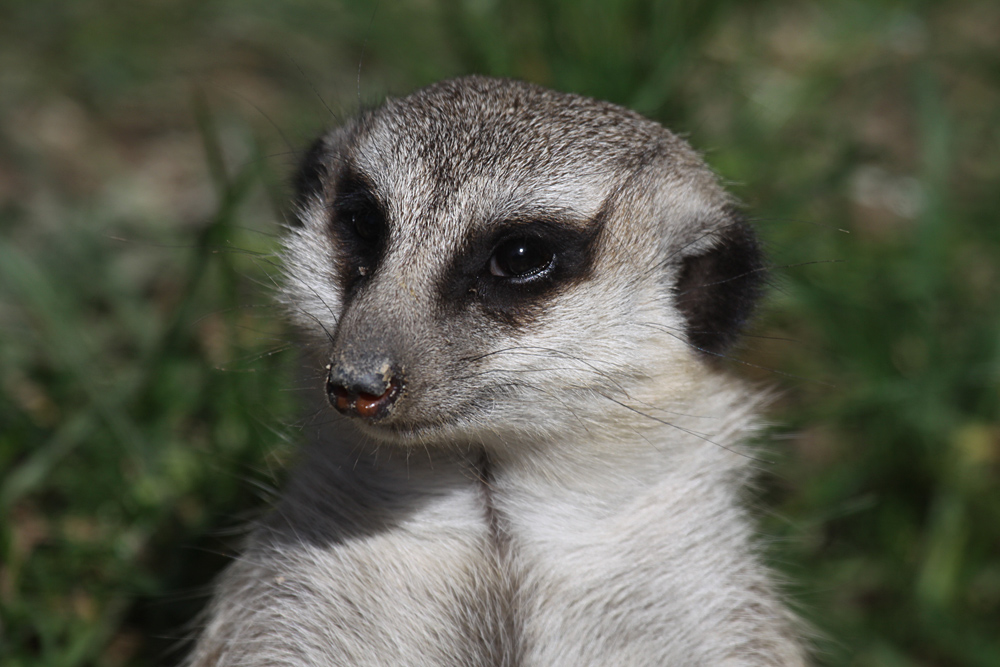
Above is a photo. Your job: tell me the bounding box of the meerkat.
[188,76,808,666]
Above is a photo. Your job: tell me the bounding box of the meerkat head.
[281,76,764,448]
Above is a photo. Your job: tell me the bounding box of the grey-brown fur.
[188,76,807,666]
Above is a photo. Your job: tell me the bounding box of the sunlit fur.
[188,76,807,666]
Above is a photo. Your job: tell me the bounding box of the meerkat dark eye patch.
[673,214,766,356]
[437,213,603,327]
[291,136,330,220]
[330,169,389,295]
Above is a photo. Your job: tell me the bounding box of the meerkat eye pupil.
[489,238,554,279]
[350,207,382,244]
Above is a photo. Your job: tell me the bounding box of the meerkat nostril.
[327,382,353,412]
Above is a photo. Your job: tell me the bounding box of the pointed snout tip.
[325,363,403,420]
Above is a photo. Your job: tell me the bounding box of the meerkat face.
[281,76,763,447]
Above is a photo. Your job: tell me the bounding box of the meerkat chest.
[491,461,758,666]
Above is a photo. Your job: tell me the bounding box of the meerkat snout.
[190,76,807,666]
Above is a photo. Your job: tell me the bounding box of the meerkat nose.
[325,360,403,420]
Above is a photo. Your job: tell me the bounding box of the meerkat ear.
[672,213,766,356]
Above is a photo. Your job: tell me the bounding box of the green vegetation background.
[2,0,998,664]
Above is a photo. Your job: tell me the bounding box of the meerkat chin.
[189,76,808,666]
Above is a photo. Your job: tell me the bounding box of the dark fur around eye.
[291,136,330,221]
[438,214,604,327]
[330,170,389,296]
[673,214,766,356]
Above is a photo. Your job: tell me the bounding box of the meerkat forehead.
[347,77,715,226]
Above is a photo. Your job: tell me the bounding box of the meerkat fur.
[188,76,808,666]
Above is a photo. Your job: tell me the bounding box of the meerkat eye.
[349,205,383,245]
[332,170,386,250]
[489,238,554,279]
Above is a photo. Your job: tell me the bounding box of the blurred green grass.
[1,1,999,665]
